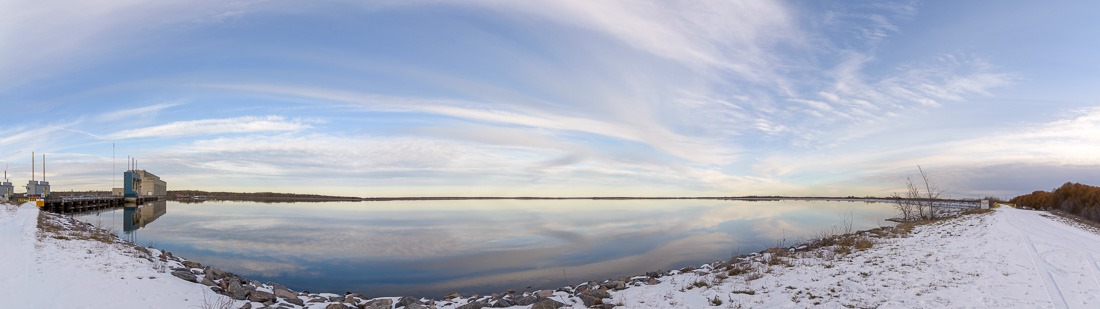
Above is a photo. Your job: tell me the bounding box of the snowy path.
[993,207,1100,308]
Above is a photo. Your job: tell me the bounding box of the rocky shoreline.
[43,208,968,309]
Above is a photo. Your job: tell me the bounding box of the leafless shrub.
[199,291,235,309]
[893,166,946,221]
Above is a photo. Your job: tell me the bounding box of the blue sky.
[2,0,1098,198]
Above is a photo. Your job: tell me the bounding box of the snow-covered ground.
[0,202,232,308]
[601,206,1100,308]
[4,202,1100,308]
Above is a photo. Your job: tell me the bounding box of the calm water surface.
[75,199,895,297]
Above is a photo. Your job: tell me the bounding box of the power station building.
[0,176,12,200]
[116,170,167,198]
[25,152,50,199]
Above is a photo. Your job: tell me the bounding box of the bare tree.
[916,165,944,219]
[891,191,916,221]
[892,166,945,220]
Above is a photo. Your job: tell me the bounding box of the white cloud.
[476,0,800,87]
[0,0,264,93]
[208,83,736,164]
[97,101,184,122]
[107,115,310,139]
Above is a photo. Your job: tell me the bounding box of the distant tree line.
[1011,182,1100,222]
[168,190,361,202]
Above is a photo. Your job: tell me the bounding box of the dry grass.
[832,245,852,255]
[961,208,993,215]
[744,271,764,281]
[37,210,120,244]
[726,263,751,276]
[765,247,792,266]
[853,237,873,250]
[1047,209,1100,235]
[731,289,756,295]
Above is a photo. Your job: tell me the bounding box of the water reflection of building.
[123,200,167,232]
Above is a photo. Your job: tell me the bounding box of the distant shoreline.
[49,190,984,204]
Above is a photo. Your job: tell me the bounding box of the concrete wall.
[135,170,167,197]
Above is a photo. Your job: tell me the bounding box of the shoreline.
[32,203,965,308]
[19,203,1092,308]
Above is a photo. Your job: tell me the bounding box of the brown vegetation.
[1011,182,1100,222]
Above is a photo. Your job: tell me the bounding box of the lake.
[75,199,896,298]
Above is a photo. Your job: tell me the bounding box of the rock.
[444,292,462,300]
[491,298,515,307]
[364,298,393,309]
[273,288,294,298]
[275,288,303,306]
[171,270,197,283]
[181,260,202,269]
[325,304,351,309]
[239,303,252,309]
[605,281,625,290]
[456,302,486,309]
[248,290,275,303]
[396,296,421,307]
[201,276,217,287]
[345,293,366,304]
[406,304,427,309]
[226,280,249,300]
[531,299,565,309]
[536,290,554,298]
[646,278,659,285]
[204,267,226,280]
[583,289,611,300]
[578,295,599,307]
[513,296,538,306]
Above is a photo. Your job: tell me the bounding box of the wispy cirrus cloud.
[107,115,311,139]
[0,0,263,93]
[97,101,184,122]
[477,0,800,88]
[208,83,736,164]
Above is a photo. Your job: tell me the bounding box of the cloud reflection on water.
[77,199,895,296]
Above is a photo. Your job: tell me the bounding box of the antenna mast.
[32,151,35,182]
[42,153,46,182]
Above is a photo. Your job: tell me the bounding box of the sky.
[1,0,1098,198]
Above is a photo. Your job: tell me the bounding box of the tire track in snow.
[1002,207,1100,308]
[1001,208,1068,308]
[1088,252,1100,295]
[1020,230,1070,308]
